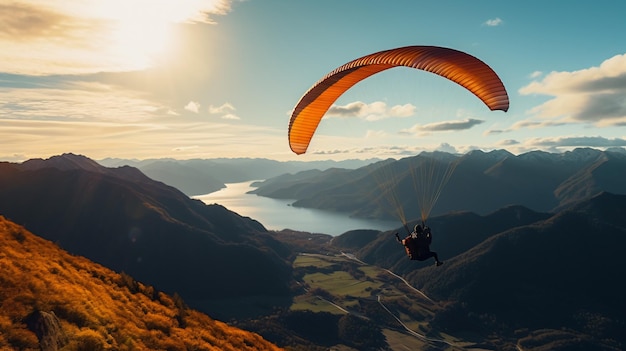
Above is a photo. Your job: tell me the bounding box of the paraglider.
[287,45,509,262]
[288,45,509,155]
[395,224,443,266]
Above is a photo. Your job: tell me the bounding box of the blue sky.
[1,0,626,162]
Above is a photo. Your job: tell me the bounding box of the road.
[341,252,461,349]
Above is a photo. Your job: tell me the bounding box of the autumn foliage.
[0,216,283,351]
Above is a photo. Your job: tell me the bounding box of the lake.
[193,181,399,236]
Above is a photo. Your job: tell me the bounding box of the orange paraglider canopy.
[288,45,509,155]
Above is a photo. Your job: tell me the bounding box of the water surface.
[194,181,398,236]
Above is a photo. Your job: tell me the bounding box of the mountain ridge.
[0,154,294,310]
[252,147,626,220]
[97,156,380,196]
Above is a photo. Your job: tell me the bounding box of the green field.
[290,253,473,350]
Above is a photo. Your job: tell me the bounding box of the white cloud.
[484,17,503,26]
[519,53,626,124]
[208,103,239,120]
[184,101,201,113]
[209,103,236,114]
[0,114,288,161]
[221,114,240,120]
[326,101,415,121]
[0,83,165,122]
[435,143,457,153]
[365,130,388,138]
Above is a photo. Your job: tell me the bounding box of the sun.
[109,18,174,69]
[7,0,224,74]
[91,1,192,70]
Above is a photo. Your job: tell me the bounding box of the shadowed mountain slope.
[0,154,293,304]
[330,194,625,349]
[0,216,283,351]
[342,205,552,276]
[411,192,626,348]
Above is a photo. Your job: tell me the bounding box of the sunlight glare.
[76,0,222,70]
[109,18,173,69]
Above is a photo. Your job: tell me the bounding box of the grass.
[290,295,347,314]
[0,216,283,351]
[290,253,481,351]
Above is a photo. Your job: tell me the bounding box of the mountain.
[97,157,380,196]
[251,148,626,220]
[329,193,626,349]
[339,205,552,276]
[0,216,283,351]
[410,192,626,349]
[415,191,626,312]
[0,153,293,313]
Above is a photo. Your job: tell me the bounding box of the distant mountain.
[0,153,293,311]
[251,148,626,220]
[0,216,282,351]
[98,157,380,196]
[331,194,626,349]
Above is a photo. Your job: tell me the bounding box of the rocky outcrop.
[25,310,68,351]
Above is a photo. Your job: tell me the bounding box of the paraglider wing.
[288,45,510,155]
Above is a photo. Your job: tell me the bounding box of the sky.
[1,0,626,162]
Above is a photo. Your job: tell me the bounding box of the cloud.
[311,149,350,155]
[220,114,240,120]
[0,0,236,75]
[519,53,626,124]
[484,129,505,135]
[365,130,389,138]
[0,113,287,161]
[209,103,236,114]
[327,101,415,121]
[496,139,520,146]
[209,103,239,120]
[485,118,569,135]
[311,143,460,159]
[0,3,81,40]
[402,118,484,134]
[484,17,503,26]
[0,82,165,122]
[184,101,200,113]
[435,143,457,153]
[527,136,626,148]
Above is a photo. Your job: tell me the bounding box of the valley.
[291,253,470,350]
[1,153,625,351]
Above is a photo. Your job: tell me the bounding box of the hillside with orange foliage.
[0,215,283,351]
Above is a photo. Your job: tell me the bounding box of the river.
[193,181,398,236]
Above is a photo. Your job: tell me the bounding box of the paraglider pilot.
[395,224,443,266]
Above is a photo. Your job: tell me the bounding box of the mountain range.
[250,148,626,220]
[2,151,625,350]
[97,157,378,196]
[0,154,293,311]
